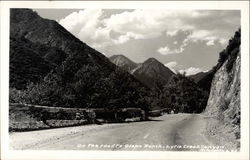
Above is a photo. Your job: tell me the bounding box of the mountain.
[10,35,67,89]
[189,71,208,83]
[196,69,216,91]
[109,55,175,89]
[188,70,215,91]
[205,29,241,150]
[9,9,151,112]
[109,55,138,72]
[10,9,78,89]
[132,58,175,88]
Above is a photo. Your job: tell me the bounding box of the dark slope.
[10,9,150,111]
[188,70,215,91]
[189,72,208,83]
[109,55,138,72]
[196,69,216,91]
[10,36,67,89]
[162,73,209,113]
[132,58,175,88]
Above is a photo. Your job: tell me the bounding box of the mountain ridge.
[109,55,175,89]
[189,71,208,83]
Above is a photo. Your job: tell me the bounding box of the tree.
[161,73,209,113]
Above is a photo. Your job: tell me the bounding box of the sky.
[34,9,240,75]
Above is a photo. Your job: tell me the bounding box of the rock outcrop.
[205,29,241,150]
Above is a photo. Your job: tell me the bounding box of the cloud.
[103,10,197,42]
[166,30,178,37]
[165,61,177,67]
[164,61,178,73]
[112,32,133,44]
[179,67,203,76]
[158,41,186,56]
[60,9,102,36]
[188,30,211,41]
[219,38,228,45]
[174,29,229,48]
[206,40,215,46]
[59,9,112,49]
[158,46,173,55]
[185,29,221,46]
[158,45,185,55]
[158,28,224,56]
[59,9,239,51]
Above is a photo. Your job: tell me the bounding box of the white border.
[0,1,249,160]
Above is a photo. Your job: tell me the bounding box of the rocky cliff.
[205,29,241,150]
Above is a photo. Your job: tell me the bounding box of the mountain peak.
[109,54,132,62]
[144,57,159,64]
[132,57,175,88]
[109,55,137,72]
[110,54,126,58]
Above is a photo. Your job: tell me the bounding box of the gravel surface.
[10,114,233,151]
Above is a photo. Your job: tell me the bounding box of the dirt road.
[10,114,219,151]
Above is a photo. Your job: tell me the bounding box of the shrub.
[226,48,240,73]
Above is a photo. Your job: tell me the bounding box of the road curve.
[10,114,213,151]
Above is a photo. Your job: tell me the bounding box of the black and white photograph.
[0,1,249,160]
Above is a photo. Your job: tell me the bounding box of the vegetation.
[196,69,216,91]
[9,9,151,120]
[159,73,209,113]
[218,28,241,72]
[10,36,67,90]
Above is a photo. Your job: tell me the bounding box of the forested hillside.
[9,9,151,113]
